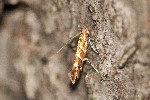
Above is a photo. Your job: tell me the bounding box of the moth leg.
[83,58,111,81]
[88,38,100,55]
[83,58,100,73]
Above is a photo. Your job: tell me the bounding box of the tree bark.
[0,0,150,100]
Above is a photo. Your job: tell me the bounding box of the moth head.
[82,28,89,36]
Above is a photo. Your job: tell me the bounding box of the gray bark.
[0,0,150,100]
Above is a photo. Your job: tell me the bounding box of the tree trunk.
[0,0,150,100]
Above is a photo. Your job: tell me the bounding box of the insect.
[68,28,89,84]
[57,28,99,84]
[68,28,100,84]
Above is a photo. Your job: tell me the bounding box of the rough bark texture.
[0,0,150,100]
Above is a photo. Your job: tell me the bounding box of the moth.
[68,28,89,84]
[57,28,99,84]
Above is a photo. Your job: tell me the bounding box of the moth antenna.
[57,44,67,53]
[57,32,81,53]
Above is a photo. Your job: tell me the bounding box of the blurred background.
[0,0,150,100]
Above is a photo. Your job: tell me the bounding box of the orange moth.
[68,28,89,84]
[57,28,99,84]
